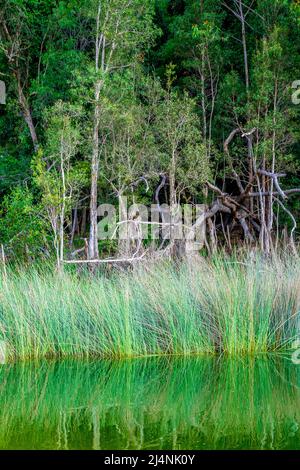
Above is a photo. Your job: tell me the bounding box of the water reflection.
[0,356,299,450]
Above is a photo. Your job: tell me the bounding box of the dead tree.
[204,127,300,253]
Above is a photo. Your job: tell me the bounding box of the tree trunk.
[14,70,39,151]
[88,83,100,260]
[81,207,87,236]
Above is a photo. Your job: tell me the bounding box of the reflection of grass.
[0,357,299,449]
[0,256,299,360]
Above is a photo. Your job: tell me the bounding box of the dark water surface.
[0,356,299,450]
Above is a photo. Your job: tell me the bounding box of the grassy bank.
[0,256,299,361]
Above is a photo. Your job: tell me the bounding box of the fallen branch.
[63,252,148,265]
[248,188,300,197]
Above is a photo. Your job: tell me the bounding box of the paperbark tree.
[151,80,210,256]
[87,0,156,259]
[32,102,82,269]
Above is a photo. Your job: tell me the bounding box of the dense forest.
[1,0,300,266]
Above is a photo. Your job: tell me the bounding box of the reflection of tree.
[0,358,299,449]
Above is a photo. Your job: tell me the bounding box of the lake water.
[0,356,299,450]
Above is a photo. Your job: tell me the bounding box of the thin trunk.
[169,149,177,253]
[59,137,65,271]
[268,79,278,234]
[237,1,253,214]
[207,217,217,253]
[70,207,78,248]
[1,17,38,151]
[238,0,249,93]
[1,244,7,283]
[14,70,39,151]
[118,194,129,257]
[200,54,207,147]
[89,81,101,260]
[81,207,87,236]
[207,51,218,161]
[88,3,103,260]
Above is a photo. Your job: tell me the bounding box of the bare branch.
[224,128,241,154]
[256,170,288,199]
[248,188,300,198]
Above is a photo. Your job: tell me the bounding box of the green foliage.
[151,85,211,193]
[0,0,300,258]
[0,186,48,258]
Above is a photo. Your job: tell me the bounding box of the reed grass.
[0,255,299,361]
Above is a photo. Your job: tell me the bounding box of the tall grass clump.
[0,255,299,361]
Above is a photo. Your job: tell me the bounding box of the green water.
[0,356,300,450]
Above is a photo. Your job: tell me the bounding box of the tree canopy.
[0,0,300,263]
